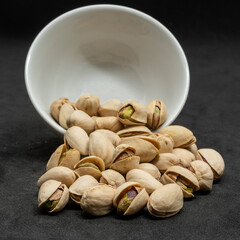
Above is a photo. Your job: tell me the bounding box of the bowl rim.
[25,4,190,135]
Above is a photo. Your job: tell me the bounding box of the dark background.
[0,1,239,239]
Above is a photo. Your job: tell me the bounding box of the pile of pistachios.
[37,94,225,218]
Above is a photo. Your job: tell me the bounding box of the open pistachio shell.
[146,100,167,130]
[94,129,121,146]
[161,166,200,198]
[189,160,214,191]
[76,94,100,116]
[68,110,95,134]
[149,133,174,153]
[37,166,77,188]
[81,184,116,216]
[50,97,71,122]
[113,182,149,216]
[158,125,196,148]
[172,148,196,168]
[117,126,151,138]
[98,99,123,117]
[64,126,89,156]
[117,100,147,126]
[46,144,80,171]
[59,102,76,129]
[94,116,124,132]
[69,175,98,205]
[126,169,162,195]
[147,183,183,218]
[197,148,225,180]
[100,169,125,188]
[74,156,105,180]
[38,179,69,213]
[138,163,161,180]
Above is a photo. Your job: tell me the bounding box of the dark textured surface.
[0,1,240,239]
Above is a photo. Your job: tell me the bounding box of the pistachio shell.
[98,99,123,117]
[158,125,196,148]
[149,133,174,153]
[117,126,151,138]
[189,160,213,191]
[147,183,183,218]
[94,116,124,132]
[37,166,77,188]
[138,163,161,180]
[69,175,98,204]
[100,169,125,188]
[172,148,196,168]
[81,184,116,216]
[94,129,121,146]
[126,169,162,195]
[76,94,100,116]
[50,97,71,122]
[185,143,199,159]
[113,182,149,216]
[68,110,95,134]
[64,126,89,155]
[197,148,225,180]
[59,103,76,129]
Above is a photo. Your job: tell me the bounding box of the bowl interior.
[25,5,189,134]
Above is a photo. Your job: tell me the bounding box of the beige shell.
[59,103,76,129]
[117,126,151,138]
[50,97,71,122]
[147,183,183,218]
[113,182,149,216]
[37,166,77,188]
[76,94,100,116]
[74,156,105,180]
[172,148,196,168]
[138,163,161,180]
[126,169,162,195]
[117,100,147,126]
[38,179,69,213]
[94,129,121,146]
[185,143,199,159]
[69,175,98,205]
[64,126,89,156]
[146,100,167,130]
[158,125,196,148]
[161,165,200,198]
[149,133,174,153]
[120,137,159,163]
[189,160,214,191]
[110,144,140,175]
[89,131,115,168]
[46,144,80,171]
[197,148,225,180]
[100,169,125,188]
[81,184,116,216]
[152,153,180,173]
[98,99,123,117]
[94,116,124,132]
[67,110,95,134]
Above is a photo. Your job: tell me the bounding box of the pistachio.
[76,94,100,116]
[98,99,123,117]
[117,126,151,138]
[94,116,124,132]
[94,129,121,146]
[149,133,174,153]
[172,148,196,168]
[138,163,161,180]
[59,102,76,129]
[185,143,199,159]
[100,169,125,188]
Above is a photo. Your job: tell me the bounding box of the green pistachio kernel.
[186,187,194,193]
[119,105,134,119]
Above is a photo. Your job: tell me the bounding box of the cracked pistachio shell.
[81,184,116,216]
[98,99,123,117]
[197,148,225,180]
[146,100,167,130]
[152,153,180,173]
[59,103,76,129]
[69,175,98,205]
[64,126,89,156]
[100,169,125,188]
[50,97,71,122]
[138,163,161,180]
[94,116,124,132]
[185,143,199,159]
[158,125,196,148]
[37,166,77,188]
[147,183,183,218]
[189,160,213,191]
[117,100,147,126]
[172,148,196,168]
[94,129,121,146]
[76,94,100,116]
[89,131,115,168]
[46,144,80,171]
[120,137,159,163]
[117,126,151,138]
[126,169,162,195]
[74,156,105,180]
[161,166,200,198]
[113,182,149,216]
[68,110,95,134]
[38,180,69,213]
[110,144,140,175]
[149,133,174,153]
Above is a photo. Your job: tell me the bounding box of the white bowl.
[25,4,189,135]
